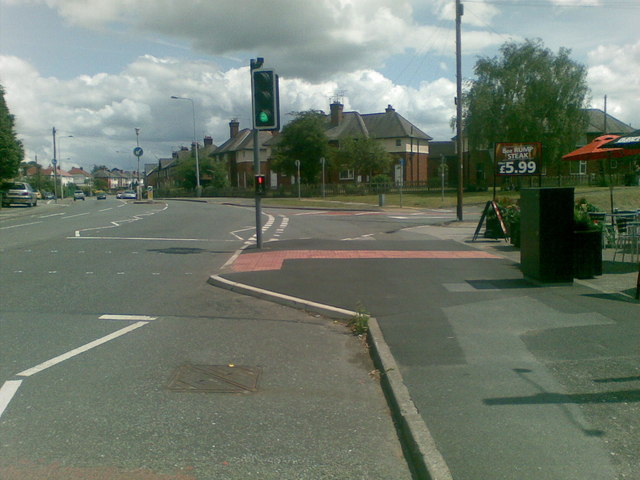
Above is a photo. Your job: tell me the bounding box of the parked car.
[116,191,124,199]
[1,182,37,207]
[122,190,137,200]
[43,191,55,200]
[73,190,86,200]
[35,191,43,199]
[96,191,107,200]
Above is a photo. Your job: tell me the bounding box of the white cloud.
[20,0,468,81]
[587,40,640,129]
[0,53,457,171]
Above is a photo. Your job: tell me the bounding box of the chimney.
[330,102,343,126]
[385,104,395,113]
[229,119,239,138]
[204,136,213,146]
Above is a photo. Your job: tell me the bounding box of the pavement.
[209,212,640,480]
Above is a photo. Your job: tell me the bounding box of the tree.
[463,39,589,172]
[0,84,24,181]
[272,110,329,183]
[331,135,392,180]
[174,155,229,190]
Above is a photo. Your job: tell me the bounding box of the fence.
[154,173,637,200]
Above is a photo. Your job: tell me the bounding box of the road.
[0,198,429,480]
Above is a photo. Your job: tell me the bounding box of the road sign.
[133,147,144,157]
[495,142,541,176]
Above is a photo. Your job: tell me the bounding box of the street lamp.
[295,159,301,200]
[320,157,325,198]
[57,134,73,199]
[171,96,201,196]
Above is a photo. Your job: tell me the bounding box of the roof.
[214,129,272,154]
[585,109,634,135]
[68,167,91,176]
[361,110,432,141]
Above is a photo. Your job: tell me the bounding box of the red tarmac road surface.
[230,249,500,272]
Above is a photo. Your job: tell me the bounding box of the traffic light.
[251,69,279,130]
[255,174,267,195]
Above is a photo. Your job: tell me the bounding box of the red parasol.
[563,134,640,161]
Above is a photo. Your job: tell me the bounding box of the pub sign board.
[495,142,541,176]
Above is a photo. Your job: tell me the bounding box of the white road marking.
[39,213,65,218]
[0,380,23,420]
[16,321,150,377]
[100,314,157,321]
[71,235,221,241]
[62,212,90,219]
[0,221,43,230]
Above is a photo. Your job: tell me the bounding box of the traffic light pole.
[253,127,262,249]
[250,58,264,249]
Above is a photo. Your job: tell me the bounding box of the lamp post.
[57,134,73,199]
[320,157,325,198]
[295,159,301,200]
[171,96,201,196]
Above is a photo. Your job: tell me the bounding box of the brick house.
[323,103,432,185]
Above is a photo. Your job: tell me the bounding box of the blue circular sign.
[133,147,144,157]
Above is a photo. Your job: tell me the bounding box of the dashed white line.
[0,221,43,230]
[17,320,151,378]
[0,380,23,420]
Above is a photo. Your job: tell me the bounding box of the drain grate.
[167,364,261,393]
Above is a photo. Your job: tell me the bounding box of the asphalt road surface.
[0,198,422,480]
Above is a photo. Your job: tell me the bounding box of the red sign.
[495,142,541,176]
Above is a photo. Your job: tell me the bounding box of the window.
[339,169,354,180]
[579,161,587,175]
[395,139,401,147]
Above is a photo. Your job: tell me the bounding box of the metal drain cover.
[167,364,261,393]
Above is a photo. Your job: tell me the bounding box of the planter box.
[573,230,602,279]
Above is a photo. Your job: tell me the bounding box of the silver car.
[1,182,37,207]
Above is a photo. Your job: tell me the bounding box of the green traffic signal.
[252,68,279,130]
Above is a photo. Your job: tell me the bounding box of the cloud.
[587,40,640,128]
[24,0,472,81]
[0,53,457,171]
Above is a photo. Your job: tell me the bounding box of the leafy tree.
[208,159,230,189]
[0,84,24,180]
[331,135,392,180]
[174,155,229,190]
[272,110,329,183]
[463,39,589,172]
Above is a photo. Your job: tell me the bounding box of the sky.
[1,0,639,173]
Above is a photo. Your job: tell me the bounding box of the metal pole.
[456,0,464,221]
[250,58,265,249]
[191,99,201,197]
[321,157,325,198]
[295,159,301,200]
[52,127,58,203]
[135,128,140,199]
[170,96,201,196]
[253,128,262,249]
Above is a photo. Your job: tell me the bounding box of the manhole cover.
[167,364,261,393]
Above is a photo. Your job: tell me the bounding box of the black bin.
[520,188,574,283]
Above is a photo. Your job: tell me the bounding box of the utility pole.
[456,0,464,221]
[52,127,58,203]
